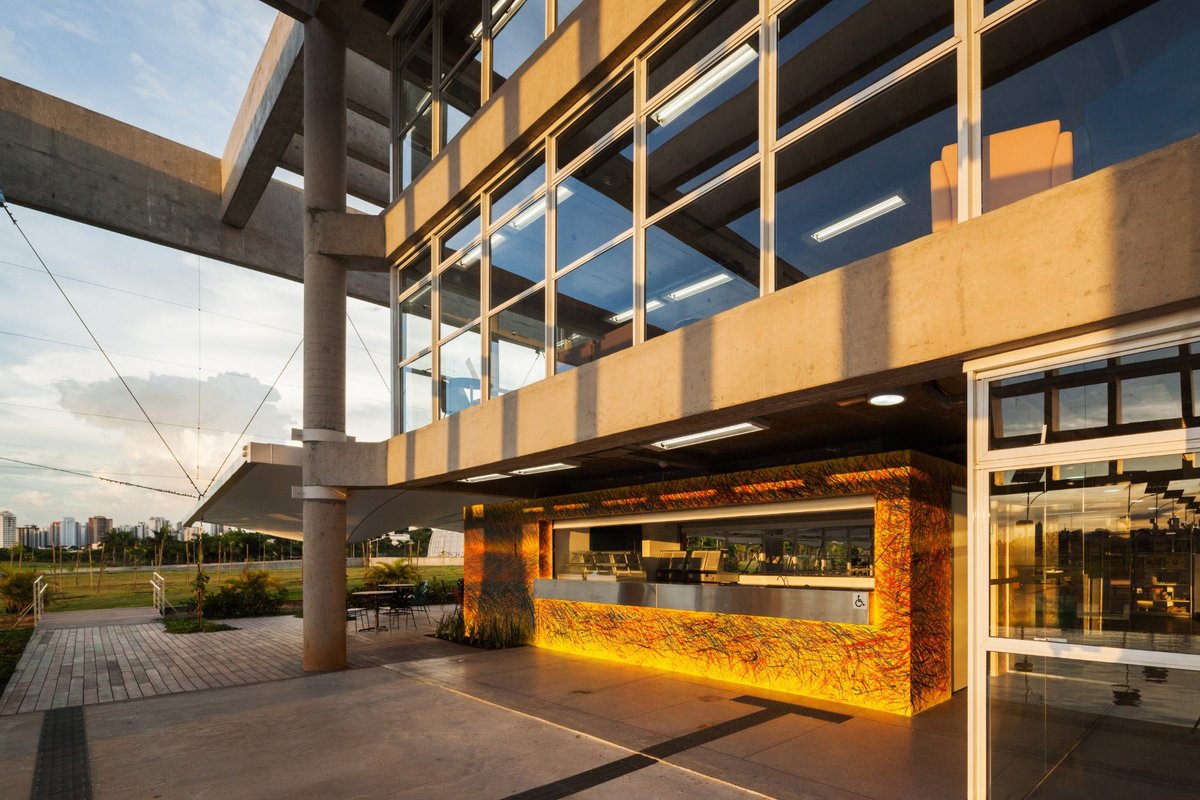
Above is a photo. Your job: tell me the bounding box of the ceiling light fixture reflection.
[510,460,580,475]
[651,420,769,450]
[458,243,482,267]
[470,0,513,39]
[650,44,756,127]
[607,299,663,325]
[811,195,906,242]
[867,392,905,407]
[457,472,510,483]
[509,186,573,230]
[667,273,732,301]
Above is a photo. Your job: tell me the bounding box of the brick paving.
[0,605,461,715]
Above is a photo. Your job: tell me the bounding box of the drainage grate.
[30,706,92,800]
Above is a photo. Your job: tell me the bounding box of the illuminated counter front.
[464,451,961,716]
[532,579,872,624]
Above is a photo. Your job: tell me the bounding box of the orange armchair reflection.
[930,119,1073,232]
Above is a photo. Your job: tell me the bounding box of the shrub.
[434,607,528,650]
[363,559,418,588]
[164,618,237,634]
[0,570,55,614]
[202,569,289,618]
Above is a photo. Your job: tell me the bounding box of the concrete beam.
[282,134,389,207]
[221,14,305,228]
[381,133,1200,486]
[258,0,319,21]
[0,76,389,305]
[312,210,387,271]
[346,50,389,126]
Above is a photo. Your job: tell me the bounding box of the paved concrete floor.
[0,608,969,799]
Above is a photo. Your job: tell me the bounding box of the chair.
[384,588,416,629]
[411,580,432,625]
[930,119,1074,232]
[346,606,368,632]
[453,578,465,614]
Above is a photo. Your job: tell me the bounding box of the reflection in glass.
[439,259,481,336]
[989,654,1200,799]
[442,44,482,145]
[557,75,633,168]
[439,0,484,81]
[441,204,481,262]
[981,0,1200,218]
[400,103,434,191]
[775,57,954,289]
[1119,374,1182,424]
[555,239,634,371]
[556,131,634,269]
[491,154,545,222]
[647,40,758,214]
[401,352,433,432]
[989,456,1200,655]
[1055,384,1106,431]
[646,167,759,338]
[490,289,545,398]
[439,325,482,417]
[399,282,432,361]
[490,196,546,307]
[398,247,431,293]
[647,0,757,99]
[557,0,582,24]
[492,0,545,90]
[777,0,951,138]
[682,516,874,578]
[1194,369,1200,416]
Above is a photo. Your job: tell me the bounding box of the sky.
[0,1,392,529]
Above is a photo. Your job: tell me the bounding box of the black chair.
[385,588,416,629]
[411,580,432,625]
[346,606,368,632]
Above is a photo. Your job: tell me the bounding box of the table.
[351,590,394,632]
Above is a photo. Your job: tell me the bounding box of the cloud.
[16,489,52,509]
[37,11,102,43]
[0,27,20,67]
[127,51,172,103]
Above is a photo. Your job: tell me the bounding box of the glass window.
[440,0,484,82]
[441,204,482,262]
[988,654,1200,799]
[680,514,874,578]
[981,0,1200,218]
[557,75,633,168]
[399,281,432,361]
[994,394,1043,438]
[398,247,431,293]
[1193,369,1200,416]
[1055,384,1107,431]
[442,49,483,144]
[492,0,545,90]
[646,0,757,99]
[439,325,482,417]
[439,259,481,336]
[400,352,433,432]
[556,130,634,269]
[399,103,434,191]
[646,167,760,338]
[647,38,758,214]
[490,289,546,397]
[989,455,1200,655]
[491,154,545,222]
[775,56,955,289]
[1119,373,1182,423]
[490,195,546,307]
[777,0,951,139]
[555,239,634,371]
[557,0,582,25]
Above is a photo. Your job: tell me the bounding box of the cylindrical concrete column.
[301,6,348,672]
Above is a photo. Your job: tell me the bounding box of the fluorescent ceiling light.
[651,44,756,127]
[458,243,482,267]
[811,195,906,242]
[510,460,580,475]
[509,187,572,230]
[667,273,732,301]
[867,392,905,407]
[457,472,510,483]
[470,0,511,39]
[651,420,769,450]
[607,299,663,325]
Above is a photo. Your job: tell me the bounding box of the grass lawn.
[35,563,463,614]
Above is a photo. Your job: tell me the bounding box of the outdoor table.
[351,590,393,631]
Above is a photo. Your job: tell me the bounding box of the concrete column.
[301,6,349,671]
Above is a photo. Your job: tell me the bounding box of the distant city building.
[87,516,112,545]
[17,524,46,549]
[61,517,79,548]
[148,516,168,536]
[1,511,16,548]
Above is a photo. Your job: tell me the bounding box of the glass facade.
[394,0,1200,431]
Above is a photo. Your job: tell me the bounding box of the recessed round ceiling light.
[868,392,906,407]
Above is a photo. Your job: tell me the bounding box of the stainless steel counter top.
[532,579,871,624]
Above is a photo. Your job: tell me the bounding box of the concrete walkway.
[0,607,969,799]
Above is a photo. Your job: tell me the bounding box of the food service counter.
[532,578,871,625]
